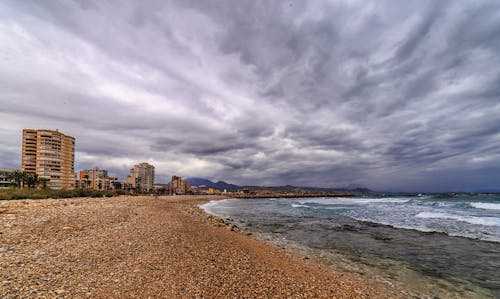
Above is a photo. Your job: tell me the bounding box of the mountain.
[184,178,214,187]
[185,178,240,190]
[343,183,365,189]
[185,177,378,194]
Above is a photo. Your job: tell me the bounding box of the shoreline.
[202,197,498,298]
[0,195,398,298]
[232,193,356,198]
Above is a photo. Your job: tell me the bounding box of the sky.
[1,0,499,192]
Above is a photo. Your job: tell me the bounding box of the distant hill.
[240,185,377,195]
[185,177,377,195]
[185,178,240,190]
[184,178,213,187]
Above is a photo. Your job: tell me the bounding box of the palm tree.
[26,173,39,188]
[20,171,28,189]
[5,171,16,187]
[82,174,91,190]
[7,170,24,188]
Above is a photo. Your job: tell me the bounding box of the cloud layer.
[1,0,499,192]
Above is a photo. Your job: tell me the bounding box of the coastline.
[0,195,397,298]
[202,197,499,298]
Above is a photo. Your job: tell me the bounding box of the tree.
[25,173,39,188]
[5,171,16,187]
[82,174,90,190]
[7,170,24,188]
[38,177,50,189]
[20,171,28,188]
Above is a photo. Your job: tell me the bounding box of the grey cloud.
[0,0,499,191]
[152,137,248,156]
[393,1,442,63]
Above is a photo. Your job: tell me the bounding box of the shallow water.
[201,195,500,298]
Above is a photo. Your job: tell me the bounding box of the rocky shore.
[0,195,399,298]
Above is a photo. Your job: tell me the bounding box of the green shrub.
[0,188,117,200]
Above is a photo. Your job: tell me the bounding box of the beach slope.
[0,195,396,298]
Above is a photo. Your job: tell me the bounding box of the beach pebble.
[0,195,396,298]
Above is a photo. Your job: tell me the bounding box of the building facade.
[22,129,75,189]
[79,167,117,190]
[170,175,190,194]
[0,168,16,188]
[126,162,154,191]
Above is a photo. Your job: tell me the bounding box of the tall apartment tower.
[126,162,154,191]
[22,129,75,189]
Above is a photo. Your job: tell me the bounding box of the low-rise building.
[207,187,221,195]
[79,167,117,190]
[0,168,16,188]
[107,177,119,190]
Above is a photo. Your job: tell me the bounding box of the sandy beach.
[0,195,401,298]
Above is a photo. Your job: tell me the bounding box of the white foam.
[470,202,500,211]
[353,216,500,243]
[199,199,235,215]
[291,203,308,208]
[297,197,410,205]
[415,212,500,227]
[199,201,219,215]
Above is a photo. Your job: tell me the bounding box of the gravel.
[0,195,400,298]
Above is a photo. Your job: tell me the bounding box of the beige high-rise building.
[126,162,154,191]
[22,129,75,189]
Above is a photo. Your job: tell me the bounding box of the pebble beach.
[0,195,399,298]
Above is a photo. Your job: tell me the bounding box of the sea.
[201,194,500,298]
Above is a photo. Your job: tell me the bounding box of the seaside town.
[0,129,360,199]
[0,129,237,196]
[0,128,400,299]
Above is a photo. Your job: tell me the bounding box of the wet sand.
[0,195,398,298]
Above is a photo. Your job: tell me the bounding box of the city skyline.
[1,1,500,192]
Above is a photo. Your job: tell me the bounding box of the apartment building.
[22,129,75,189]
[170,175,190,194]
[126,162,154,191]
[79,167,117,190]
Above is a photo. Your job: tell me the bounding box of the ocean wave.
[469,202,500,211]
[415,212,500,227]
[199,200,220,215]
[415,201,448,207]
[291,203,308,208]
[351,216,500,243]
[297,197,411,205]
[199,199,235,215]
[352,216,439,234]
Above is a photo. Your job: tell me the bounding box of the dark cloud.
[0,0,499,191]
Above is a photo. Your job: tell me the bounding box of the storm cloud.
[1,0,499,192]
